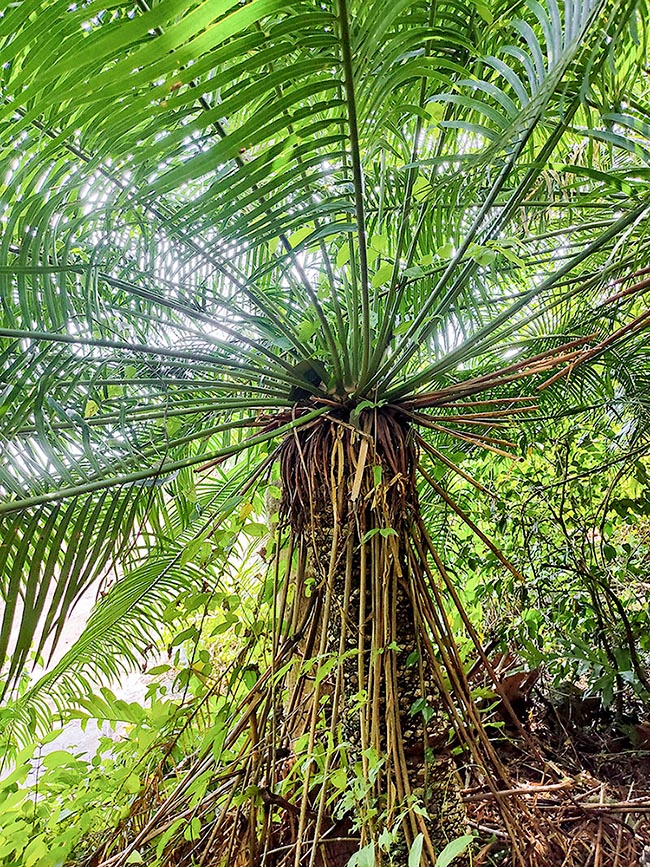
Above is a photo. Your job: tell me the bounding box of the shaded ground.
[462,684,650,866]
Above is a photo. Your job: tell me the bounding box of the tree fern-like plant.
[1,0,649,862]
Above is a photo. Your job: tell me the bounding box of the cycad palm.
[1,0,649,862]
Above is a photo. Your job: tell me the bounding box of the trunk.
[278,409,468,865]
[184,409,532,867]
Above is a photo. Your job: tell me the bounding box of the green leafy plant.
[1,0,650,862]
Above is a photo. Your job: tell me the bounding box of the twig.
[538,800,650,813]
[613,783,634,867]
[468,821,509,841]
[463,780,574,802]
[593,783,605,867]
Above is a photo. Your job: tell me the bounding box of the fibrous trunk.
[122,408,536,867]
[276,408,468,865]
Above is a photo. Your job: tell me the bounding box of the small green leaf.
[336,245,350,268]
[41,750,76,768]
[410,697,426,716]
[297,320,319,341]
[472,0,493,23]
[406,650,420,667]
[180,539,203,565]
[435,834,474,867]
[404,264,425,278]
[379,828,396,851]
[348,843,375,867]
[469,245,496,266]
[426,102,445,124]
[242,666,259,690]
[84,399,99,418]
[243,521,267,537]
[603,543,616,561]
[124,773,141,794]
[184,817,201,842]
[170,625,199,646]
[413,176,429,201]
[23,837,48,867]
[371,263,393,288]
[146,664,171,676]
[166,417,182,437]
[409,833,424,867]
[362,528,380,543]
[369,233,387,252]
[379,527,397,538]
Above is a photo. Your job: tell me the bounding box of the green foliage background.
[0,0,649,861]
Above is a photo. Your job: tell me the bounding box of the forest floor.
[465,687,650,866]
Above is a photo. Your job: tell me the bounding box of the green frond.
[1,0,649,722]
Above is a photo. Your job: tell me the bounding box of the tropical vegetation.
[0,0,649,863]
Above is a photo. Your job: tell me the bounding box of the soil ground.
[463,688,650,866]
